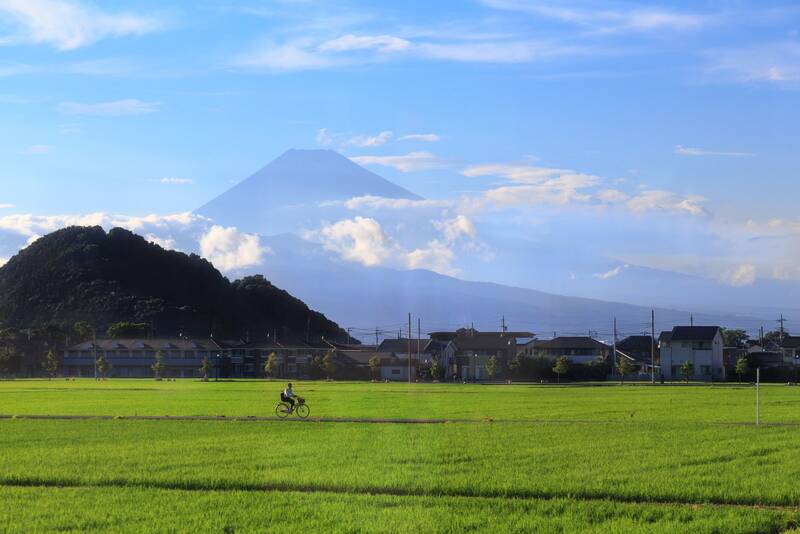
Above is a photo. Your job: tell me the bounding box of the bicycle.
[275,396,310,419]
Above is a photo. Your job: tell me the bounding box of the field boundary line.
[1,477,799,512]
[1,414,800,427]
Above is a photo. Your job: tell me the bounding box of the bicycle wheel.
[275,402,291,419]
[295,404,310,419]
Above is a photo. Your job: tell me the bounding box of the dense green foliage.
[0,226,348,341]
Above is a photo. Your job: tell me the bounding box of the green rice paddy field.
[1,380,799,533]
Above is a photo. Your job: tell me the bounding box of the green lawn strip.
[0,486,796,534]
[2,419,799,507]
[1,379,797,424]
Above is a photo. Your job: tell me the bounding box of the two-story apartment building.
[659,326,724,381]
[63,338,221,378]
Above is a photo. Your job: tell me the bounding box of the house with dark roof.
[659,326,724,381]
[778,336,800,365]
[616,335,658,374]
[434,328,533,380]
[524,336,610,365]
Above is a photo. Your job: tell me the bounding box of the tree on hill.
[264,352,279,380]
[107,322,152,339]
[96,354,111,380]
[553,356,569,384]
[680,361,694,383]
[486,355,498,380]
[43,349,58,379]
[0,226,352,350]
[323,351,336,379]
[73,321,95,343]
[200,356,211,381]
[152,350,166,380]
[368,355,381,380]
[721,328,749,348]
[735,356,750,383]
[617,354,634,384]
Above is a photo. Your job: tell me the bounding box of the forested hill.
[0,226,351,342]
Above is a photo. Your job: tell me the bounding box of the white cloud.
[306,216,394,267]
[351,151,447,172]
[626,190,707,216]
[398,133,440,143]
[675,145,754,157]
[305,214,476,276]
[433,215,477,242]
[338,195,452,211]
[0,0,163,51]
[721,264,757,287]
[145,234,178,251]
[462,163,571,184]
[406,239,457,274]
[316,127,333,146]
[482,1,708,33]
[0,256,8,267]
[199,225,268,272]
[0,203,14,209]
[319,34,410,53]
[597,188,629,203]
[348,130,393,147]
[593,264,628,280]
[59,99,158,116]
[160,177,194,185]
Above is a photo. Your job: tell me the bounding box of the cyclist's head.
[287,382,292,388]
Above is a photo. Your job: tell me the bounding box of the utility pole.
[778,314,786,343]
[408,313,412,384]
[417,317,421,366]
[651,309,656,384]
[690,314,694,327]
[760,326,764,348]
[612,317,617,378]
[375,327,379,348]
[502,315,507,333]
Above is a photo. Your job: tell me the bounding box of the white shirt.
[283,387,294,398]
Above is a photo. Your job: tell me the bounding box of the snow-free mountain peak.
[196,149,421,234]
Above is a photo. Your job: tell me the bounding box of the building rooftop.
[532,336,609,350]
[668,326,721,342]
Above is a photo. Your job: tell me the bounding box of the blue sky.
[1,0,800,304]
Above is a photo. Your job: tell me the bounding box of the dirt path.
[2,413,799,426]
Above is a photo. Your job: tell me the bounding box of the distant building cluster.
[62,325,800,381]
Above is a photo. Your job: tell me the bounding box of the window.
[391,369,401,375]
[700,366,711,375]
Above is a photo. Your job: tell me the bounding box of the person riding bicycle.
[280,383,296,413]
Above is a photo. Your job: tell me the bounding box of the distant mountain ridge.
[0,226,350,342]
[196,149,421,234]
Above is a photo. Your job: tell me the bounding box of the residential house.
[659,326,724,381]
[376,338,430,381]
[526,336,610,365]
[616,335,658,375]
[432,329,533,380]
